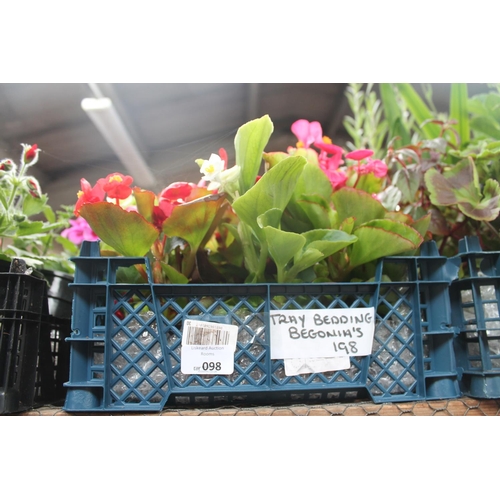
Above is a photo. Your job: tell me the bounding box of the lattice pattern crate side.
[63,241,462,412]
[449,236,500,398]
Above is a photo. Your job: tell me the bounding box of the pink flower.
[62,216,99,245]
[357,159,388,178]
[346,149,373,161]
[316,142,344,172]
[291,119,323,148]
[324,169,348,190]
[365,160,388,178]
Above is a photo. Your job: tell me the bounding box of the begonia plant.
[70,115,429,284]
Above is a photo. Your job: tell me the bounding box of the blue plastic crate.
[63,241,461,412]
[449,236,500,398]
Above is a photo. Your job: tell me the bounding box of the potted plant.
[0,144,76,413]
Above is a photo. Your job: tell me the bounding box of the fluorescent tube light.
[81,97,156,187]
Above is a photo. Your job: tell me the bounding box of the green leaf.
[161,262,189,284]
[15,220,62,236]
[257,208,283,230]
[235,115,274,195]
[43,205,56,223]
[332,187,387,228]
[263,152,290,170]
[379,83,411,146]
[450,83,470,147]
[470,116,500,140]
[285,229,357,282]
[285,248,325,282]
[392,166,421,203]
[80,202,159,257]
[232,156,307,240]
[286,163,334,230]
[302,229,357,257]
[134,189,156,223]
[349,220,423,269]
[162,196,227,254]
[394,83,441,139]
[56,235,79,254]
[262,225,306,278]
[22,193,48,217]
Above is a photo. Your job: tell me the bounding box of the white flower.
[199,153,225,183]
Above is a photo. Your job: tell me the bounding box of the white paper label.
[181,319,238,375]
[284,356,351,376]
[270,307,376,359]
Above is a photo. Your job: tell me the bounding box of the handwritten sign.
[283,356,351,376]
[270,307,376,360]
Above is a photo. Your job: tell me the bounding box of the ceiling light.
[81,97,156,187]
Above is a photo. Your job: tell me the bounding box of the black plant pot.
[0,260,48,414]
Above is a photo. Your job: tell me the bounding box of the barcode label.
[183,319,236,346]
[181,319,238,375]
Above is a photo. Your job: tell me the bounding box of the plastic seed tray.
[449,236,500,398]
[63,241,462,412]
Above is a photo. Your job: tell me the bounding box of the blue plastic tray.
[63,241,462,412]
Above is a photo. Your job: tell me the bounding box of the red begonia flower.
[345,149,373,161]
[101,173,134,200]
[218,148,228,169]
[153,204,174,229]
[74,178,106,216]
[159,182,195,204]
[291,119,323,148]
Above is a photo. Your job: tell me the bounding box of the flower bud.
[13,214,27,223]
[21,143,40,165]
[25,177,42,198]
[0,158,14,172]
